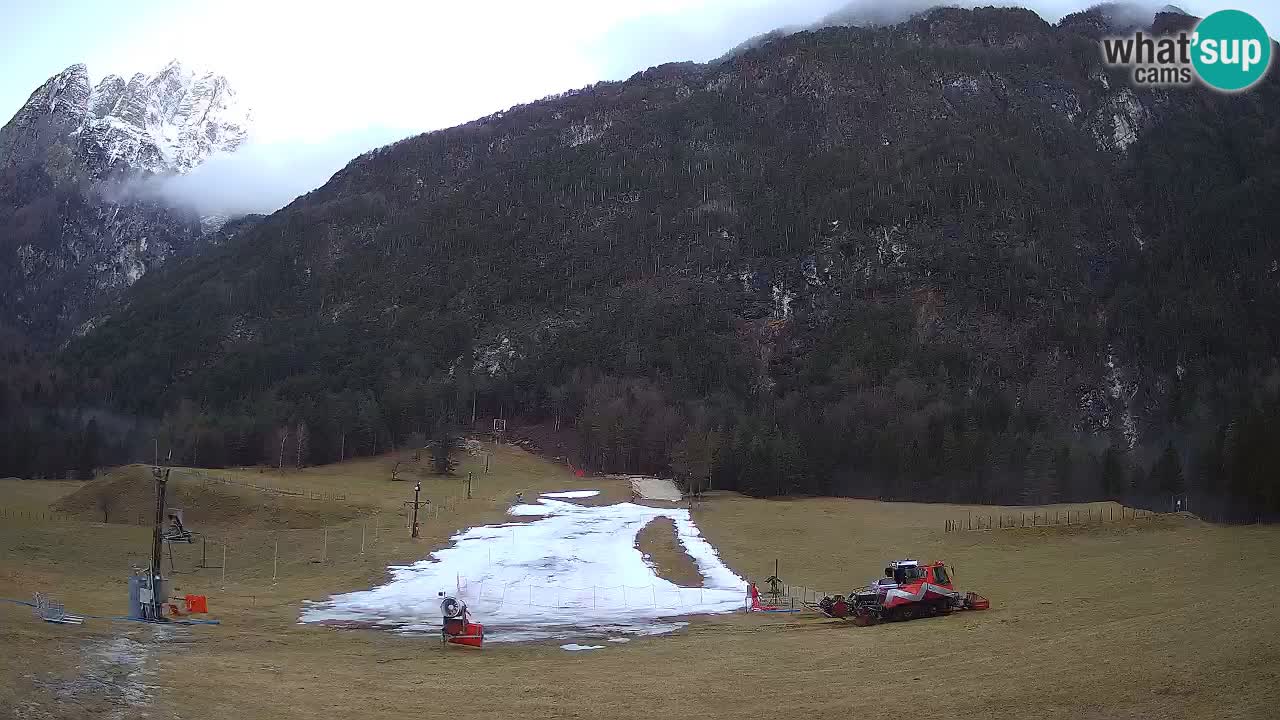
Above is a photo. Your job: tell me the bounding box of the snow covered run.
[300,495,747,642]
[540,490,600,499]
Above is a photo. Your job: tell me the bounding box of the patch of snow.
[624,476,682,502]
[771,284,793,320]
[200,213,229,234]
[560,643,605,651]
[77,60,251,175]
[606,637,631,643]
[944,76,980,94]
[541,490,600,499]
[508,503,555,516]
[300,498,745,642]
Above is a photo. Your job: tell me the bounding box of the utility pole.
[405,481,429,539]
[150,462,171,620]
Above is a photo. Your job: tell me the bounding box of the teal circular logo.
[1192,10,1272,92]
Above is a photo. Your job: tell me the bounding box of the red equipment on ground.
[816,559,989,625]
[747,582,795,612]
[440,594,484,648]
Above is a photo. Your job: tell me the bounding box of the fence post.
[322,529,328,563]
[272,539,278,583]
[221,543,227,590]
[361,523,366,555]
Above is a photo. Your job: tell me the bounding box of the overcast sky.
[2,0,1276,213]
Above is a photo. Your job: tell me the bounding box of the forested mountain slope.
[15,7,1280,519]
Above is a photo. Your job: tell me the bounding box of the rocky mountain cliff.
[1,60,249,176]
[0,60,251,345]
[14,7,1280,519]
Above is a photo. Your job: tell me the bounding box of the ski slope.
[301,492,747,642]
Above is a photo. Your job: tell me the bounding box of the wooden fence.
[945,505,1160,532]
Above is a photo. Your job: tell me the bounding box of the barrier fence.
[0,508,86,524]
[0,507,455,591]
[944,505,1160,532]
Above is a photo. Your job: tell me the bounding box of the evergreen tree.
[1101,446,1126,498]
[430,421,461,475]
[75,418,101,480]
[1150,443,1185,495]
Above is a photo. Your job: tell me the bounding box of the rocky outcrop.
[0,64,93,169]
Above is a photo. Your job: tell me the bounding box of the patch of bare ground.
[636,516,704,587]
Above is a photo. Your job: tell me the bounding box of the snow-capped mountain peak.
[0,59,251,176]
[0,60,254,345]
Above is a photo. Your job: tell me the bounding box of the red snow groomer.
[817,560,989,626]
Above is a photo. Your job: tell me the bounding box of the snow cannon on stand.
[440,593,484,648]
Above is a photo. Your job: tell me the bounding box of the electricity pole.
[150,463,171,620]
[405,481,428,539]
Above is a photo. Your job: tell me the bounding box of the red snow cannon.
[440,594,484,648]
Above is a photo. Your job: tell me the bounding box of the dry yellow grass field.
[0,477,86,513]
[2,445,1278,719]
